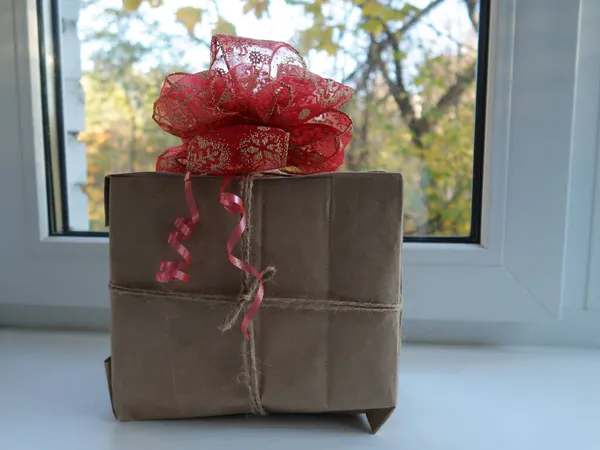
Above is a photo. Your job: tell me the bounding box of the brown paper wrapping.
[105,171,403,433]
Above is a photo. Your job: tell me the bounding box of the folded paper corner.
[104,357,119,420]
[365,407,395,434]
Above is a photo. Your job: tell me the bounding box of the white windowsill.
[1,329,598,450]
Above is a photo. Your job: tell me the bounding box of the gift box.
[103,35,404,433]
[105,171,403,433]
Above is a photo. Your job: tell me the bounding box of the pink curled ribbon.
[156,173,265,340]
[156,172,200,283]
[219,177,266,340]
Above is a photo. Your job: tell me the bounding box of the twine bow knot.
[220,266,277,333]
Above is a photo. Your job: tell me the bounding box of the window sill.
[1,329,598,450]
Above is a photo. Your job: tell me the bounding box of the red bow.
[154,34,353,175]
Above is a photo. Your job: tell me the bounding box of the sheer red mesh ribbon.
[154,34,353,337]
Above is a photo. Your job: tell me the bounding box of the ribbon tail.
[240,281,264,338]
[220,176,265,340]
[156,172,200,282]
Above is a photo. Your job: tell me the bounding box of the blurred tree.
[79,0,482,236]
[78,6,186,229]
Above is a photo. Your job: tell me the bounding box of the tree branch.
[397,0,445,36]
[345,38,378,91]
[365,0,477,149]
[372,37,415,122]
[425,23,477,52]
[377,25,430,146]
[345,42,377,170]
[463,0,479,32]
[437,61,477,111]
[414,59,477,136]
[352,0,446,148]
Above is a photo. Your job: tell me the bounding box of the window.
[2,0,599,346]
[41,0,489,241]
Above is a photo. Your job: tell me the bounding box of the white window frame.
[2,0,599,344]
